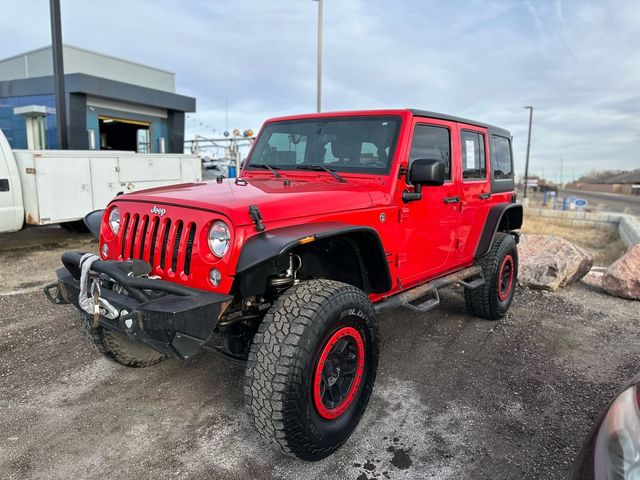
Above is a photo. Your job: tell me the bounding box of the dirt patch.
[521,216,627,266]
[0,226,97,293]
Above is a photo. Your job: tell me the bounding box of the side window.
[492,135,513,179]
[408,124,451,180]
[461,130,486,180]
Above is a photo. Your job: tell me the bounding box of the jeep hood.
[115,177,377,226]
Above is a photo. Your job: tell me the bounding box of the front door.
[396,119,461,287]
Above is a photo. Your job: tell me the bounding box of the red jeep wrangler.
[45,109,522,460]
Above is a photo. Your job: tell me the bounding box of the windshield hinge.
[248,205,265,232]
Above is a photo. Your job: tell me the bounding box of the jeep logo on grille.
[150,206,167,216]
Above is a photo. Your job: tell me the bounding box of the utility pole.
[559,158,563,189]
[523,106,533,198]
[49,0,68,149]
[315,0,323,112]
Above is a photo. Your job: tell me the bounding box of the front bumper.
[45,252,233,359]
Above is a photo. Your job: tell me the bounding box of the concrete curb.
[525,208,640,248]
[619,215,640,246]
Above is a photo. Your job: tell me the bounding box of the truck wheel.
[464,232,518,320]
[60,220,89,233]
[244,279,379,461]
[79,313,166,368]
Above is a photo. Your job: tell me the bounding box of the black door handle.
[478,192,491,200]
[443,196,460,204]
[0,179,9,192]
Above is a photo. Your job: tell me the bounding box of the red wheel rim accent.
[497,254,514,301]
[313,326,365,420]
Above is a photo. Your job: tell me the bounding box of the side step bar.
[374,266,484,314]
[404,289,440,313]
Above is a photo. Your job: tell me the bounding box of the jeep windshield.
[245,116,401,175]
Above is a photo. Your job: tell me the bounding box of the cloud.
[0,0,638,178]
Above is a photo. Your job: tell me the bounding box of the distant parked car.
[568,373,640,479]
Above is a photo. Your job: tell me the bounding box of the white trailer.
[0,129,201,233]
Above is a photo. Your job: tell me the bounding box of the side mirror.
[402,159,445,202]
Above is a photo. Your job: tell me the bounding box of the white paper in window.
[465,140,475,169]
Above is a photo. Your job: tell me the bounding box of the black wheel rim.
[313,327,365,419]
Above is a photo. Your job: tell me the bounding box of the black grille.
[159,219,172,269]
[120,214,196,276]
[137,216,149,259]
[184,224,196,275]
[120,214,130,258]
[149,217,159,267]
[171,221,183,273]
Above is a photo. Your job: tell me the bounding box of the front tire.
[244,279,379,461]
[465,232,518,320]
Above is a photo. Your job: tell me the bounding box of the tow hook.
[95,297,120,321]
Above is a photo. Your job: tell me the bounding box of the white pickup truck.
[0,129,201,233]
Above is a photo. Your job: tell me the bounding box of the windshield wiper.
[296,164,347,183]
[249,163,282,178]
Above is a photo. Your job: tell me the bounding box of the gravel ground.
[0,227,639,479]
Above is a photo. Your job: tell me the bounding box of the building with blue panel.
[0,45,195,153]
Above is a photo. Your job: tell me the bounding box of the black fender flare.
[83,209,104,239]
[475,203,523,258]
[235,222,392,294]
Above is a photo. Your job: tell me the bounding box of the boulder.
[602,244,640,300]
[580,266,607,289]
[518,234,593,291]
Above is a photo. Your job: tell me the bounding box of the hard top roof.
[265,109,511,137]
[410,109,511,137]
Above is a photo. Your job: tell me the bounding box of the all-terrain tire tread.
[464,232,518,320]
[244,279,378,461]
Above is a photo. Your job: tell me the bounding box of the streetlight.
[523,106,533,198]
[313,0,323,112]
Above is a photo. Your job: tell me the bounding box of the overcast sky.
[1,0,639,180]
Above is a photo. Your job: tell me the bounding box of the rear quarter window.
[491,135,513,179]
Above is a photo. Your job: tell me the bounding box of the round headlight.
[208,221,230,258]
[108,207,121,234]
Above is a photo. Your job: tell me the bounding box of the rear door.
[457,124,492,263]
[396,118,462,286]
